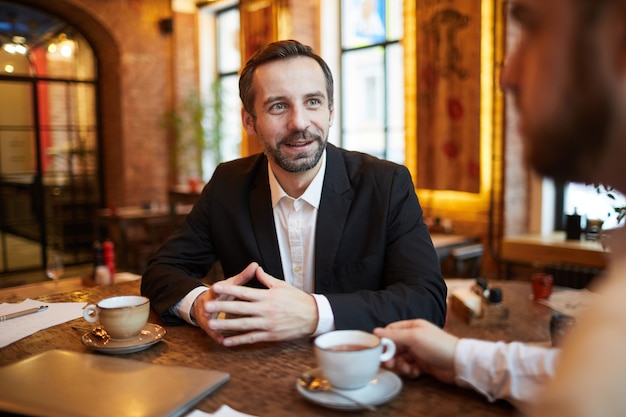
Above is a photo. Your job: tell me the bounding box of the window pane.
[43,32,95,80]
[220,74,241,162]
[1,48,30,76]
[217,9,240,74]
[387,0,404,41]
[201,75,241,175]
[386,43,404,163]
[341,0,387,49]
[565,183,626,230]
[41,81,97,175]
[342,47,385,155]
[0,81,35,174]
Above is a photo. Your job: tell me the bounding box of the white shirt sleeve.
[454,339,559,409]
[311,294,335,336]
[171,286,210,325]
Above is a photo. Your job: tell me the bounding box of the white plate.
[296,367,402,411]
[81,323,166,354]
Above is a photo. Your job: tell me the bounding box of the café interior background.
[0,0,575,281]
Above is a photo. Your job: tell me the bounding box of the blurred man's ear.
[241,108,256,136]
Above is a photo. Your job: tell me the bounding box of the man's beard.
[523,31,614,184]
[262,129,327,173]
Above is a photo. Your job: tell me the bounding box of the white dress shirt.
[174,151,335,335]
[454,339,559,410]
[268,151,334,335]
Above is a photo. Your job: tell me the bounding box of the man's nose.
[287,106,308,131]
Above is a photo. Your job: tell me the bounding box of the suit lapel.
[315,145,353,290]
[249,161,285,280]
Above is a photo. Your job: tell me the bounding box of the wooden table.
[0,279,559,416]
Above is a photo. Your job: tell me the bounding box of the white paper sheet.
[186,405,257,417]
[537,288,597,317]
[0,299,85,348]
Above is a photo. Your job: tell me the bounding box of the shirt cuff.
[454,338,503,402]
[311,294,335,336]
[173,286,210,326]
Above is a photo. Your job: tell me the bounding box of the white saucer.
[81,323,166,354]
[296,367,402,410]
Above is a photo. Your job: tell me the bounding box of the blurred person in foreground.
[375,0,626,415]
[141,40,447,347]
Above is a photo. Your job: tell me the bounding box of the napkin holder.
[450,286,509,326]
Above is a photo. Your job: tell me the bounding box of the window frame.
[339,0,404,162]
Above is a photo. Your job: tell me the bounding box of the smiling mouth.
[284,140,314,148]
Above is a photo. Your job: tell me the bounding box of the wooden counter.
[501,231,608,270]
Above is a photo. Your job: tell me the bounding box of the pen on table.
[0,305,49,322]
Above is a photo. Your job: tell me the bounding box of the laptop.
[0,350,230,417]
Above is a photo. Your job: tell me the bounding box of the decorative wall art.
[241,0,275,60]
[416,0,481,193]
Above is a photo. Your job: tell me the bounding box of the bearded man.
[142,40,447,347]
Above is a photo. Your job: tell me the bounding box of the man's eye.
[307,98,321,106]
[270,103,286,112]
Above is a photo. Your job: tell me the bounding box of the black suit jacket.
[141,144,447,330]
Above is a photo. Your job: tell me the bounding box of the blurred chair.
[449,243,484,278]
[128,216,172,273]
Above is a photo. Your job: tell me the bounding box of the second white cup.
[314,330,396,390]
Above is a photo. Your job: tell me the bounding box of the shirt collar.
[269,149,326,209]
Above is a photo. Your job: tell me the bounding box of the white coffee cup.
[83,295,150,339]
[314,330,396,390]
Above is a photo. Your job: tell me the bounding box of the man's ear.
[241,108,256,136]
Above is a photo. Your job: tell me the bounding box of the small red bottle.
[102,240,116,284]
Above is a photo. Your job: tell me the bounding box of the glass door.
[0,2,99,275]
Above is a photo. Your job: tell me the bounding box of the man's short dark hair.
[239,40,334,118]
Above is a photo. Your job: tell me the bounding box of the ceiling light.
[2,43,28,55]
[3,43,16,54]
[60,44,72,57]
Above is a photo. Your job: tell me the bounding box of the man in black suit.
[141,40,446,346]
